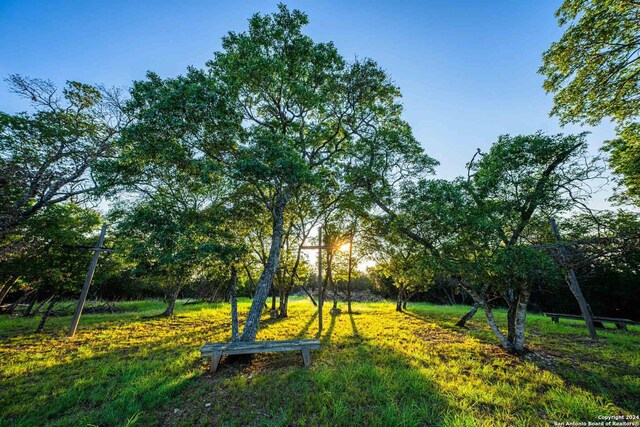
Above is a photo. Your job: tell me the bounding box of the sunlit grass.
[0,299,637,426]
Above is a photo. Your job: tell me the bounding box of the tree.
[112,188,236,316]
[0,75,126,247]
[366,132,604,353]
[103,4,435,341]
[207,5,414,341]
[540,0,640,202]
[0,203,102,331]
[454,133,604,352]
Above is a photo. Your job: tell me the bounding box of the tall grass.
[0,299,637,426]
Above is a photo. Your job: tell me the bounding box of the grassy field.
[0,298,638,426]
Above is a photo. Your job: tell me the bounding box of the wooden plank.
[544,312,637,324]
[201,340,320,356]
[201,340,321,373]
[203,338,321,347]
[202,343,320,357]
[202,339,320,351]
[544,312,637,331]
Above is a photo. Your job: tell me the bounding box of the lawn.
[0,298,638,426]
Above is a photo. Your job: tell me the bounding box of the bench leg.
[551,317,559,324]
[301,347,311,367]
[210,351,223,373]
[615,323,627,331]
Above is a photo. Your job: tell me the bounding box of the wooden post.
[230,265,239,342]
[549,218,598,339]
[301,226,329,336]
[317,227,323,335]
[346,231,354,314]
[68,225,107,338]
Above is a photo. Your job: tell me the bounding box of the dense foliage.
[540,0,640,203]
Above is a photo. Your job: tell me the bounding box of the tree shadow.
[165,312,450,426]
[295,311,318,339]
[404,306,640,414]
[0,322,223,426]
[349,311,361,339]
[320,311,337,345]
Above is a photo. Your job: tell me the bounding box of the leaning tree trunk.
[23,293,38,317]
[0,276,18,306]
[33,294,55,316]
[162,286,181,317]
[35,296,58,333]
[481,302,514,352]
[549,218,598,339]
[457,280,515,352]
[6,290,34,315]
[456,303,479,327]
[240,192,289,342]
[300,284,317,306]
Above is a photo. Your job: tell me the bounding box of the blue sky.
[0,0,617,207]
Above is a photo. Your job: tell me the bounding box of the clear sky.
[0,0,618,208]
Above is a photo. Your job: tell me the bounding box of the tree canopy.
[540,0,640,203]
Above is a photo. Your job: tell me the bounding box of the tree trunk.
[396,287,404,312]
[457,280,515,352]
[244,263,256,296]
[346,235,353,313]
[6,290,34,315]
[162,286,181,316]
[240,191,289,342]
[326,251,338,310]
[33,294,55,316]
[0,276,18,306]
[23,292,39,317]
[505,291,517,345]
[300,284,317,306]
[482,302,514,352]
[35,296,57,333]
[230,266,239,342]
[455,303,479,327]
[278,291,289,318]
[512,290,530,352]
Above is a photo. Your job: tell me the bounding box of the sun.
[338,242,351,252]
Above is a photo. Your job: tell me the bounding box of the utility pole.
[68,225,113,337]
[301,226,329,336]
[549,218,598,339]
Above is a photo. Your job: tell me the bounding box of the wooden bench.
[544,312,638,331]
[200,339,321,373]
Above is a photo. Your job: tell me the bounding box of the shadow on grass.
[0,322,220,426]
[404,306,640,414]
[321,311,337,345]
[165,311,449,426]
[295,311,318,339]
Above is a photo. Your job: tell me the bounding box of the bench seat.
[543,312,638,331]
[200,339,321,372]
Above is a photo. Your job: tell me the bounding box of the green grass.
[0,298,638,426]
